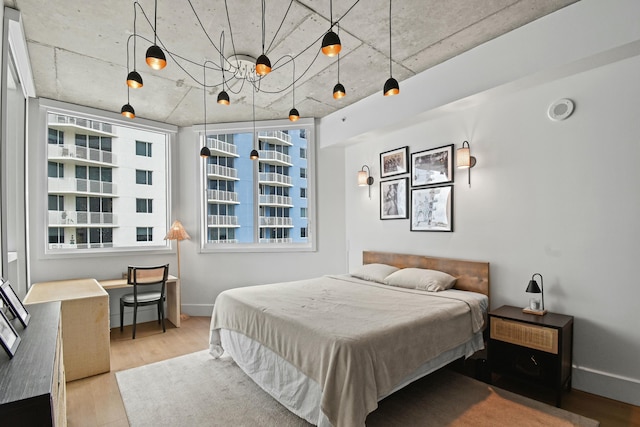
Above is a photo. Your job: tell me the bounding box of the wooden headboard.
[363,251,490,298]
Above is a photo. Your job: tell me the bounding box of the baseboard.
[573,364,640,406]
[181,303,214,317]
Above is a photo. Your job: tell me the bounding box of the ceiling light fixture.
[146,0,167,70]
[322,0,342,57]
[333,27,346,100]
[126,6,143,89]
[200,63,211,158]
[217,43,230,105]
[255,0,271,76]
[383,0,399,96]
[121,98,135,119]
[289,58,300,122]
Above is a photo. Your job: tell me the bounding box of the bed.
[209,251,490,427]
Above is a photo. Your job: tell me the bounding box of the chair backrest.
[127,264,169,298]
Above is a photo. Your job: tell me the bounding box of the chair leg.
[120,300,124,332]
[157,302,161,324]
[132,305,137,339]
[160,302,166,333]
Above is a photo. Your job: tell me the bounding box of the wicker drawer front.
[491,317,558,354]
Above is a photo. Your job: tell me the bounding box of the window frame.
[38,99,176,257]
[198,118,316,253]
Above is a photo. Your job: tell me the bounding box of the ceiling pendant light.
[126,6,143,88]
[146,0,166,70]
[121,87,135,119]
[383,0,399,96]
[255,0,271,76]
[200,63,211,158]
[289,59,300,121]
[321,0,341,57]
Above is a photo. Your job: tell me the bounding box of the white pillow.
[383,267,457,292]
[350,263,399,283]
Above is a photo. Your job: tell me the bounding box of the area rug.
[116,350,599,427]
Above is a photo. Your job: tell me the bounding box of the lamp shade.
[526,280,542,294]
[217,91,230,105]
[164,220,190,241]
[383,77,399,96]
[255,54,272,76]
[357,170,369,186]
[457,147,471,168]
[250,149,259,160]
[145,44,167,70]
[333,83,346,99]
[289,108,300,122]
[321,30,342,57]
[121,103,135,119]
[126,70,143,89]
[200,146,211,158]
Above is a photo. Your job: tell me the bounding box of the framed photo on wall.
[0,308,21,358]
[410,185,454,232]
[380,177,408,220]
[0,279,30,327]
[411,144,454,187]
[380,146,409,178]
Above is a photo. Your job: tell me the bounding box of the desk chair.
[120,264,169,339]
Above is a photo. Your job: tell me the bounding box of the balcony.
[207,189,239,204]
[48,177,116,195]
[258,172,292,187]
[206,137,239,157]
[258,150,292,166]
[207,164,239,180]
[259,194,293,207]
[48,210,117,226]
[258,130,292,146]
[207,215,240,227]
[259,238,293,244]
[259,216,293,227]
[207,239,239,244]
[48,144,116,165]
[48,114,116,137]
[48,242,114,250]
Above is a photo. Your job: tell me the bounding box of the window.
[136,169,153,185]
[300,207,307,218]
[136,140,152,157]
[136,198,153,213]
[201,120,314,251]
[44,109,171,253]
[136,227,153,242]
[301,227,307,238]
[48,161,64,178]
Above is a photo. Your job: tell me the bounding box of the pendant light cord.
[261,0,266,55]
[203,62,207,137]
[337,23,340,81]
[133,6,137,69]
[153,0,158,44]
[389,0,393,77]
[330,0,334,27]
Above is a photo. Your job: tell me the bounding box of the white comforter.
[210,274,485,427]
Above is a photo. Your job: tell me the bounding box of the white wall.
[324,0,640,407]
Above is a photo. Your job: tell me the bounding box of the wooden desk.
[24,279,110,382]
[99,275,181,328]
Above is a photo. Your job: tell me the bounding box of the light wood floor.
[66,317,639,427]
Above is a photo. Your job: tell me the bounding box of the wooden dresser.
[0,301,67,426]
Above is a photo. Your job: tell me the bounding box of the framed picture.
[0,279,30,327]
[411,144,454,187]
[0,308,21,358]
[410,185,454,232]
[380,146,408,178]
[380,177,408,220]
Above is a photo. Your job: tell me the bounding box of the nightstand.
[488,305,573,407]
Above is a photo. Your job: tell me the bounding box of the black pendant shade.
[255,54,272,76]
[383,77,399,96]
[250,149,259,160]
[200,146,211,158]
[146,45,166,70]
[321,30,342,57]
[126,70,143,89]
[217,91,230,105]
[289,108,300,122]
[121,103,135,119]
[333,83,346,99]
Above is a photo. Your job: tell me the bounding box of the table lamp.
[523,273,547,315]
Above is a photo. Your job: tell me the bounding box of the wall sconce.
[456,140,477,187]
[358,165,374,199]
[523,273,547,316]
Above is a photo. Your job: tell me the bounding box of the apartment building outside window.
[45,110,170,252]
[201,119,315,251]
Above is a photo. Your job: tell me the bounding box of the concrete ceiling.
[5,0,578,127]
